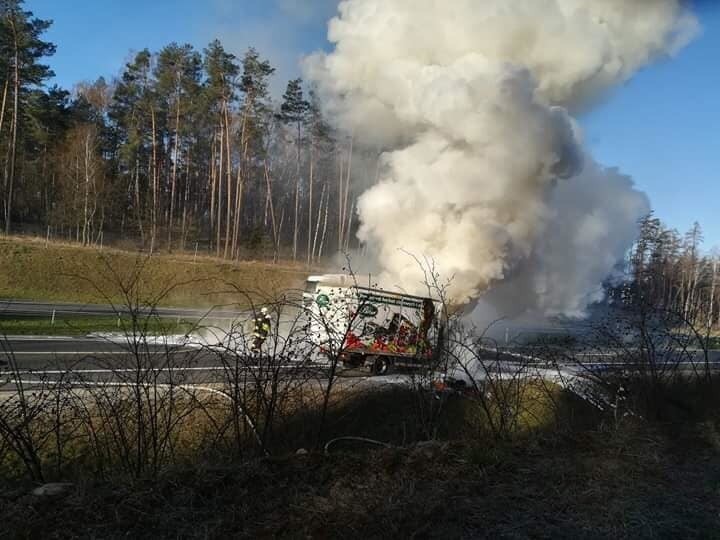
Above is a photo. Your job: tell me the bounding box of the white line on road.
[1,366,228,375]
[6,351,129,356]
[0,364,304,376]
[1,336,87,342]
[5,349,197,355]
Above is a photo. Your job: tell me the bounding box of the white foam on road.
[87,333,203,347]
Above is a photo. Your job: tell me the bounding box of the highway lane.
[4,334,720,403]
[0,335,336,390]
[1,335,200,361]
[1,336,230,380]
[6,335,720,372]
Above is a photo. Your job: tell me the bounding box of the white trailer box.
[303,275,444,374]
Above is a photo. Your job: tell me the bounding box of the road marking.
[0,364,315,376]
[1,336,85,342]
[4,349,197,355]
[2,367,228,375]
[6,351,126,356]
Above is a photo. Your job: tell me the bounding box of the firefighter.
[251,307,272,353]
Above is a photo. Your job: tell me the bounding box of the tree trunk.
[337,157,344,252]
[233,99,252,260]
[277,208,285,261]
[167,90,182,251]
[181,145,191,251]
[4,18,20,235]
[209,130,217,249]
[342,139,353,253]
[223,103,232,259]
[344,198,355,252]
[150,107,158,254]
[319,184,329,260]
[708,258,717,331]
[264,161,279,264]
[74,153,80,242]
[307,140,314,266]
[82,133,91,245]
[41,142,48,227]
[293,120,301,261]
[312,181,326,264]
[216,125,224,257]
[0,78,8,143]
[232,160,243,260]
[134,157,144,242]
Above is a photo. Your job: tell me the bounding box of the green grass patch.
[0,236,309,308]
[0,316,195,336]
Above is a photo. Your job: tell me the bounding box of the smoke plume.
[305,0,699,316]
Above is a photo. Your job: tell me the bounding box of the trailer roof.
[307,275,440,303]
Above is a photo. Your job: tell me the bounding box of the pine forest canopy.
[0,0,343,265]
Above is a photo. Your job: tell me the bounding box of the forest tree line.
[621,215,719,330]
[2,1,718,325]
[0,1,365,263]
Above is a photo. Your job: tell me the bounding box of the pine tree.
[109,49,156,245]
[23,85,72,225]
[155,43,201,250]
[234,48,275,258]
[306,87,332,265]
[203,40,239,257]
[277,78,309,261]
[0,0,55,233]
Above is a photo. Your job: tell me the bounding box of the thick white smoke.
[305,0,699,316]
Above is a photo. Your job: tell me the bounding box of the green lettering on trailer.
[358,292,423,310]
[358,304,379,317]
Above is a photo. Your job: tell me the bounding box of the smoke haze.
[305,0,699,318]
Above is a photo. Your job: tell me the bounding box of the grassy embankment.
[0,236,310,334]
[0,317,196,336]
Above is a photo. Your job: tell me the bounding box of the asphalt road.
[0,300,246,321]
[4,332,720,404]
[1,335,199,365]
[0,335,329,388]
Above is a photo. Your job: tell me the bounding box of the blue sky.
[581,3,720,248]
[26,0,720,247]
[28,0,335,93]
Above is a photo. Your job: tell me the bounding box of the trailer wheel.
[370,356,391,376]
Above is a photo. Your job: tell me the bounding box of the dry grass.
[0,236,309,308]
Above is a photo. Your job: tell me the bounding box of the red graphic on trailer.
[343,296,436,358]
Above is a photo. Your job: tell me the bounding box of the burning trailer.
[303,275,446,375]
